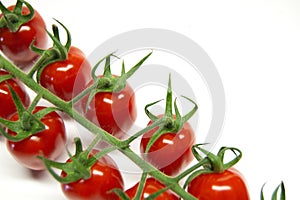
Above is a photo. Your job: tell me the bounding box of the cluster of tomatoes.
[0,1,285,200]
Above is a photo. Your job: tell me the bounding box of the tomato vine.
[0,1,286,199]
[0,52,197,200]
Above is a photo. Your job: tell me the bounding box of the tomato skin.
[40,46,92,101]
[140,116,195,176]
[61,150,124,200]
[6,106,66,170]
[187,168,250,200]
[0,6,47,68]
[125,177,179,200]
[0,70,30,120]
[82,80,136,139]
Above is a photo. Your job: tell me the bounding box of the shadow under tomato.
[29,168,49,180]
[0,132,4,142]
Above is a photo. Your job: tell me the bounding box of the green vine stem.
[132,172,148,200]
[0,55,197,200]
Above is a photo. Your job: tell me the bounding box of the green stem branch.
[174,157,210,182]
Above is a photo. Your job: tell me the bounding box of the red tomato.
[81,80,136,139]
[187,168,250,200]
[39,46,92,101]
[6,106,66,170]
[61,150,124,200]
[0,6,47,68]
[0,70,30,119]
[125,177,179,200]
[140,115,195,176]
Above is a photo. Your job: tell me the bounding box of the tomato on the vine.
[125,177,179,200]
[0,2,48,68]
[82,80,136,139]
[0,69,30,119]
[61,150,124,200]
[187,168,250,200]
[140,116,195,176]
[185,145,250,200]
[6,106,66,170]
[140,76,197,176]
[39,46,92,101]
[80,52,151,139]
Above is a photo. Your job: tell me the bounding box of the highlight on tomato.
[140,75,197,176]
[0,0,48,68]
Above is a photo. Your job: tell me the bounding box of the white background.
[1,0,300,199]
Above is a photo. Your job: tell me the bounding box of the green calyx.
[0,0,34,32]
[28,19,71,80]
[143,74,198,155]
[0,86,57,142]
[84,51,152,112]
[192,144,242,172]
[183,144,242,188]
[261,182,285,200]
[93,51,152,91]
[39,136,117,184]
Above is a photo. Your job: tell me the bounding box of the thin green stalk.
[133,172,148,200]
[68,80,98,105]
[124,118,165,144]
[27,54,49,78]
[174,157,210,182]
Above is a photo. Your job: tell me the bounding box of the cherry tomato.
[6,106,66,170]
[39,46,92,101]
[125,177,179,200]
[82,80,136,139]
[140,115,195,176]
[61,150,124,200]
[0,6,47,68]
[187,168,250,200]
[0,70,30,120]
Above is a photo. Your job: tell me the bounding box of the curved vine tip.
[192,144,242,173]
